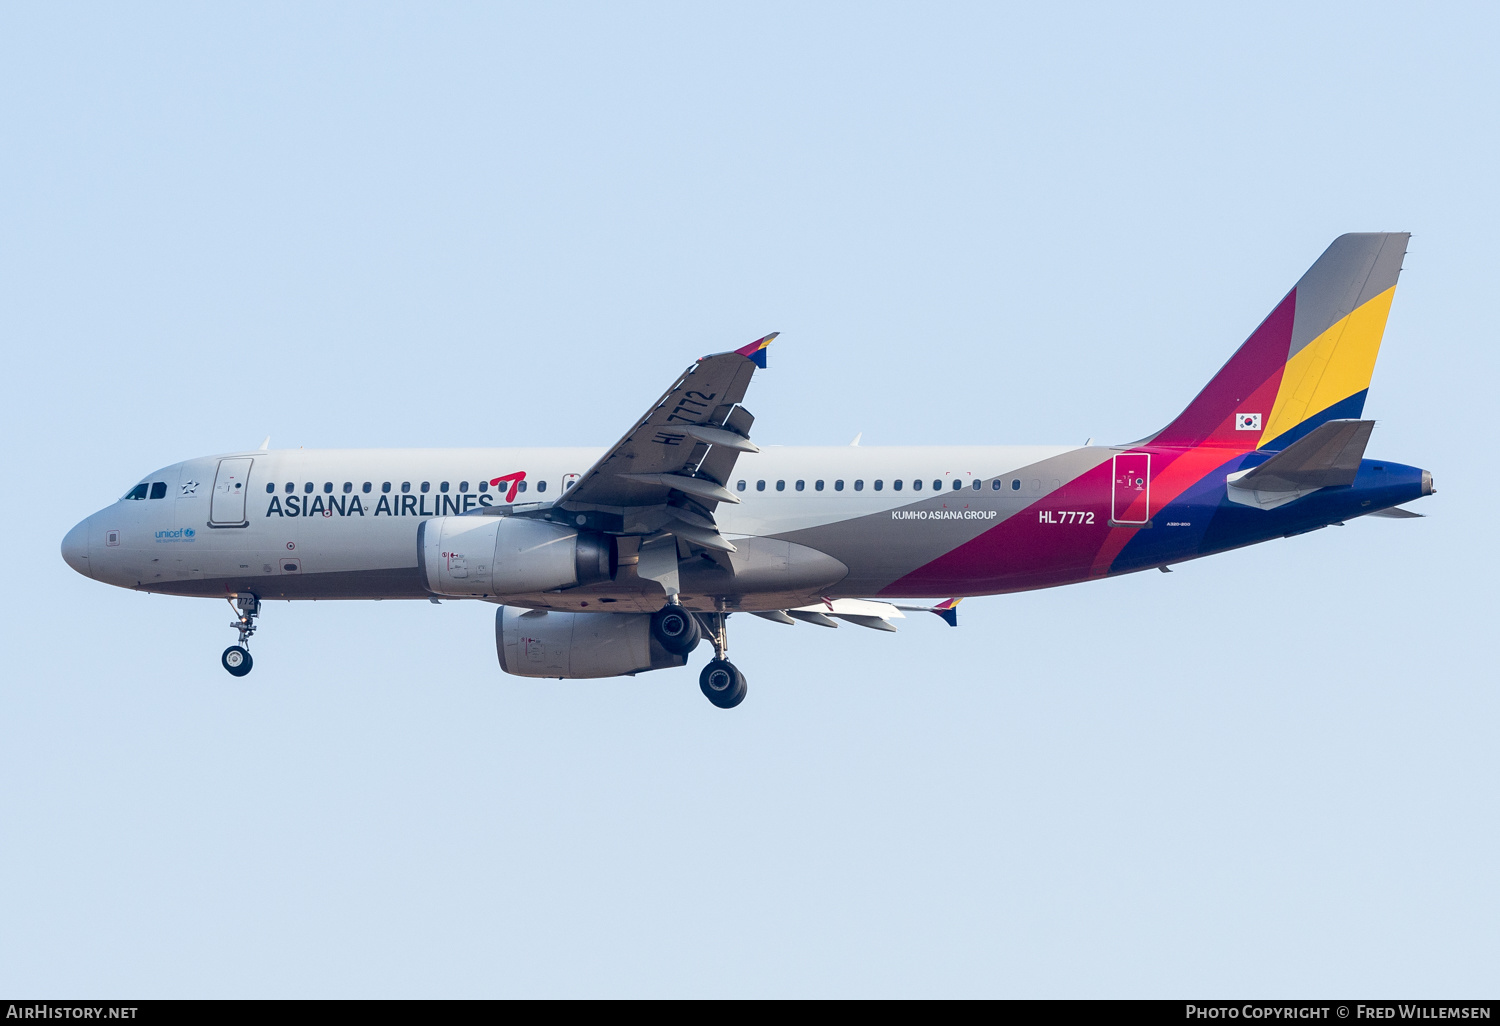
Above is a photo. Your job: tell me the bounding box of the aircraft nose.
[61,519,91,578]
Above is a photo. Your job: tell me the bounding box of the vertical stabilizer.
[1148,233,1409,450]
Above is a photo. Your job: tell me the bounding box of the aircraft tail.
[1148,233,1409,451]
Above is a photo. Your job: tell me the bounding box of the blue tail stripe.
[1261,390,1367,451]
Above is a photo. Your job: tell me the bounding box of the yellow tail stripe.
[1260,285,1397,446]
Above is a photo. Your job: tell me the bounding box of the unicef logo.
[183,528,195,539]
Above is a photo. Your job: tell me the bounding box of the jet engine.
[495,606,689,679]
[418,516,614,598]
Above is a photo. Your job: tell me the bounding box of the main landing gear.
[696,610,746,710]
[222,594,260,677]
[652,602,744,708]
[650,604,701,655]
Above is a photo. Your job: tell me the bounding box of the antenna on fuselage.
[850,433,862,446]
[259,436,270,451]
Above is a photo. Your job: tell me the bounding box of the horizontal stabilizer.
[1368,506,1424,519]
[1236,419,1374,491]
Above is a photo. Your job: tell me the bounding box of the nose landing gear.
[696,610,746,709]
[222,594,260,677]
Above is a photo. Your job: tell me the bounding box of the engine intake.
[495,606,688,679]
[418,516,613,598]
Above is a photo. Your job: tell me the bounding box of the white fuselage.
[63,444,1081,606]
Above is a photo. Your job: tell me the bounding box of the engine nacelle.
[418,516,613,598]
[495,606,688,679]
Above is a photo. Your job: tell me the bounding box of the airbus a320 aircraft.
[61,233,1432,708]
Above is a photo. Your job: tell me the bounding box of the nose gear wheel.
[222,646,253,676]
[222,594,261,677]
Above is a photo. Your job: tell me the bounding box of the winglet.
[934,598,961,627]
[733,332,778,369]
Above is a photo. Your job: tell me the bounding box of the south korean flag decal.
[1235,412,1262,432]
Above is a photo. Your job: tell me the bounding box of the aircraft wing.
[551,333,777,549]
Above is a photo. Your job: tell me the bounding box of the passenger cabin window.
[992,479,1002,490]
[517,480,528,492]
[440,482,450,493]
[972,480,981,490]
[537,480,547,493]
[736,480,746,491]
[1012,479,1021,490]
[834,480,844,491]
[304,482,314,494]
[323,482,333,493]
[382,482,391,493]
[265,483,275,494]
[401,482,411,493]
[342,482,352,493]
[893,480,902,491]
[795,480,805,491]
[952,480,962,491]
[757,480,766,491]
[912,479,921,491]
[363,482,372,493]
[815,480,824,491]
[854,480,863,491]
[420,482,430,493]
[776,480,786,491]
[285,482,294,493]
[478,481,488,492]
[874,480,883,491]
[459,481,469,493]
[124,483,149,501]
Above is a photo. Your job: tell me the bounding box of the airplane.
[60,233,1433,708]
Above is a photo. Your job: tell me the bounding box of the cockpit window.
[149,482,167,499]
[123,483,149,501]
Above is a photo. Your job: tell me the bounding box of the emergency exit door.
[210,457,254,526]
[1111,452,1151,525]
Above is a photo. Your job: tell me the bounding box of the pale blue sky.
[2,2,1496,996]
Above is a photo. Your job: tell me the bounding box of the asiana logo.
[154,527,196,542]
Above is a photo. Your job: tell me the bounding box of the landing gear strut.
[222,594,259,677]
[697,610,746,709]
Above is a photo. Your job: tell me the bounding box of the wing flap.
[554,334,775,554]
